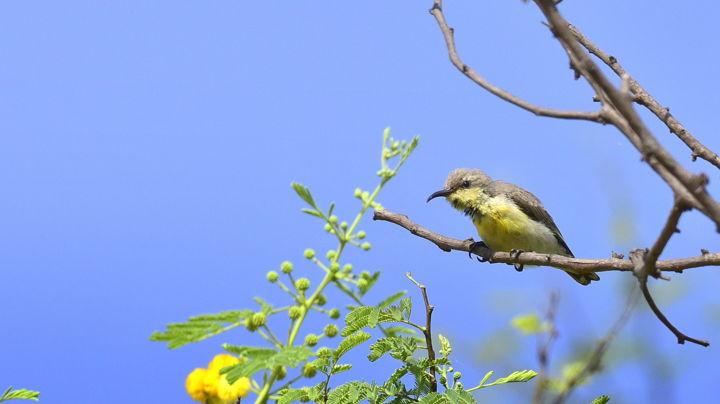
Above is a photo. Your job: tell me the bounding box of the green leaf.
[277,388,309,404]
[253,296,273,315]
[335,332,371,360]
[0,387,40,402]
[445,389,477,404]
[327,381,370,404]
[359,271,381,296]
[301,208,324,218]
[511,313,550,335]
[380,325,417,337]
[150,310,252,348]
[418,392,449,404]
[591,395,611,404]
[438,334,452,357]
[476,369,537,389]
[291,182,319,209]
[331,363,353,375]
[400,297,412,320]
[327,202,335,217]
[222,345,277,360]
[341,306,380,336]
[367,337,394,362]
[478,371,493,386]
[221,346,313,383]
[269,346,314,367]
[378,291,407,309]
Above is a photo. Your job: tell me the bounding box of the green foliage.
[0,387,39,402]
[591,395,611,404]
[511,313,550,335]
[149,310,253,348]
[152,130,539,404]
[467,370,537,390]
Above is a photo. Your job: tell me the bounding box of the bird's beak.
[426,189,453,203]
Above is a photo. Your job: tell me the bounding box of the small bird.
[427,168,599,285]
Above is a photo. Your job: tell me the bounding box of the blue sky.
[1,1,719,403]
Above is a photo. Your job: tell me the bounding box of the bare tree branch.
[373,209,720,275]
[629,249,709,347]
[645,200,687,279]
[406,272,438,392]
[551,289,639,404]
[533,292,559,404]
[532,0,720,228]
[567,24,720,170]
[428,0,604,123]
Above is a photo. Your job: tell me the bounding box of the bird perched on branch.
[427,168,599,285]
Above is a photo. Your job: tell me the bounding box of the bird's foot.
[468,240,494,262]
[510,249,525,272]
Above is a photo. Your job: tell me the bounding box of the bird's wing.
[486,181,574,257]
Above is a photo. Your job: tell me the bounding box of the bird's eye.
[461,180,471,188]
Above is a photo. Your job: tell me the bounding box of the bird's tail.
[565,270,600,286]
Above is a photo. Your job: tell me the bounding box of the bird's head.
[427,168,492,211]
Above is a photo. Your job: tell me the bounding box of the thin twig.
[428,0,604,123]
[645,200,687,279]
[373,209,720,274]
[551,288,639,404]
[533,292,559,404]
[629,249,709,347]
[567,24,720,170]
[406,272,438,392]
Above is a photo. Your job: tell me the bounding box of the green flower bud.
[455,382,464,390]
[357,279,368,289]
[280,261,293,274]
[391,140,400,150]
[453,372,462,381]
[326,250,336,260]
[251,312,267,328]
[439,375,447,386]
[340,221,348,230]
[302,363,317,378]
[360,271,371,280]
[361,191,369,200]
[295,278,311,291]
[304,248,316,259]
[328,308,341,319]
[304,334,319,347]
[356,230,366,239]
[329,215,338,224]
[275,366,287,380]
[316,347,333,358]
[324,324,339,338]
[289,306,302,320]
[342,263,353,273]
[315,294,327,306]
[447,367,454,373]
[354,188,362,198]
[361,242,371,251]
[329,262,340,273]
[266,271,279,282]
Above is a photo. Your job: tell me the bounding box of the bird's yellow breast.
[472,197,563,255]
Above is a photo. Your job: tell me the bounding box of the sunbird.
[427,168,599,285]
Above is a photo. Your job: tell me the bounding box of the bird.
[426,168,599,285]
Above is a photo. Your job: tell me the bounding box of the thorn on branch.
[701,248,709,255]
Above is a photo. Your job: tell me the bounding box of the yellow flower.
[185,368,209,402]
[203,369,221,397]
[217,374,251,402]
[208,354,240,373]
